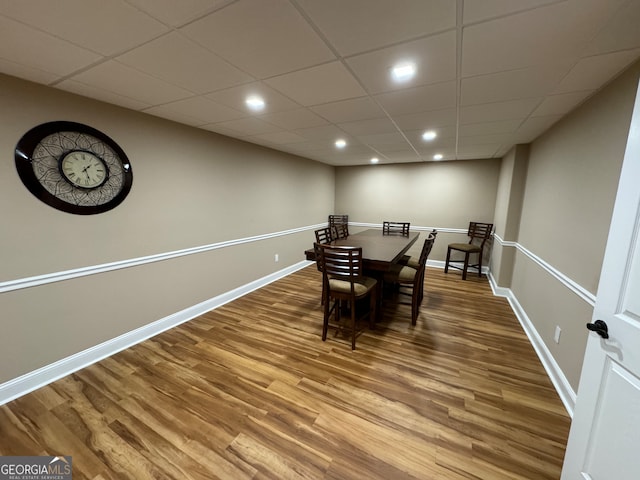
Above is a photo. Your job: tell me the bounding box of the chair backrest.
[383,221,410,236]
[417,230,437,269]
[329,214,348,226]
[332,223,349,239]
[468,222,493,247]
[329,214,349,238]
[317,244,363,295]
[314,227,333,244]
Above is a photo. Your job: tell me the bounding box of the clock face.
[15,121,133,215]
[61,150,108,188]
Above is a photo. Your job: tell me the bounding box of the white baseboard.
[488,272,576,417]
[0,261,309,406]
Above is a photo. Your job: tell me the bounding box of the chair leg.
[350,305,357,350]
[477,251,483,277]
[411,286,419,326]
[444,247,452,273]
[369,286,377,331]
[462,252,470,280]
[322,296,331,341]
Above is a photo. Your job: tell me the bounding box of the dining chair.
[332,222,349,240]
[382,221,410,236]
[316,243,377,350]
[314,226,333,244]
[313,230,333,304]
[400,229,437,268]
[384,231,437,325]
[444,222,493,280]
[329,214,349,238]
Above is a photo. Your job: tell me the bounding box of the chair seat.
[329,276,377,296]
[400,255,419,269]
[448,242,482,253]
[385,264,417,283]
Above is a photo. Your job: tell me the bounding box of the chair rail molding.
[0,223,327,294]
[492,234,596,306]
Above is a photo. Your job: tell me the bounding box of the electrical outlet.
[274,253,279,262]
[554,326,562,344]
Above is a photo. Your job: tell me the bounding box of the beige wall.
[491,144,528,287]
[334,159,501,260]
[510,60,640,390]
[0,74,334,383]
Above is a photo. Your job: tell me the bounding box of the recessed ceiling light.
[335,139,346,149]
[433,153,443,161]
[422,130,437,141]
[245,95,265,111]
[370,157,379,164]
[391,62,416,82]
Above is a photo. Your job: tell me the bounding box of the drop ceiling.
[1,0,640,166]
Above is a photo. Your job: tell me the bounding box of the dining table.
[306,228,420,319]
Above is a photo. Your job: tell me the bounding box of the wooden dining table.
[306,228,420,318]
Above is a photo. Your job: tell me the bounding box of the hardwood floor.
[0,265,571,479]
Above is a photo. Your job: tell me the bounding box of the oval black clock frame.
[15,121,133,215]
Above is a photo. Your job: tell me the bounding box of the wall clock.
[15,121,133,215]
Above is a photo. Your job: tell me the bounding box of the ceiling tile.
[258,108,328,130]
[248,131,308,145]
[414,137,457,153]
[144,96,246,125]
[207,117,282,136]
[461,62,570,106]
[392,108,457,130]
[531,91,593,117]
[406,126,457,143]
[456,144,501,158]
[375,81,457,115]
[293,125,351,143]
[460,97,542,124]
[67,61,193,105]
[553,49,640,94]
[346,30,456,94]
[338,118,398,136]
[116,32,254,94]
[462,0,563,24]
[180,0,335,79]
[513,114,563,142]
[0,0,168,56]
[205,82,300,113]
[265,61,366,106]
[0,16,101,77]
[462,2,607,77]
[0,59,59,85]
[458,119,523,136]
[582,0,640,55]
[458,133,514,146]
[56,80,151,111]
[296,0,456,56]
[310,97,385,124]
[127,0,233,27]
[356,132,409,149]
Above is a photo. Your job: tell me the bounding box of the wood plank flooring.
[0,266,571,479]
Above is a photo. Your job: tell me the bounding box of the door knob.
[586,319,609,339]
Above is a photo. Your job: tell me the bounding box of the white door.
[561,79,640,479]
